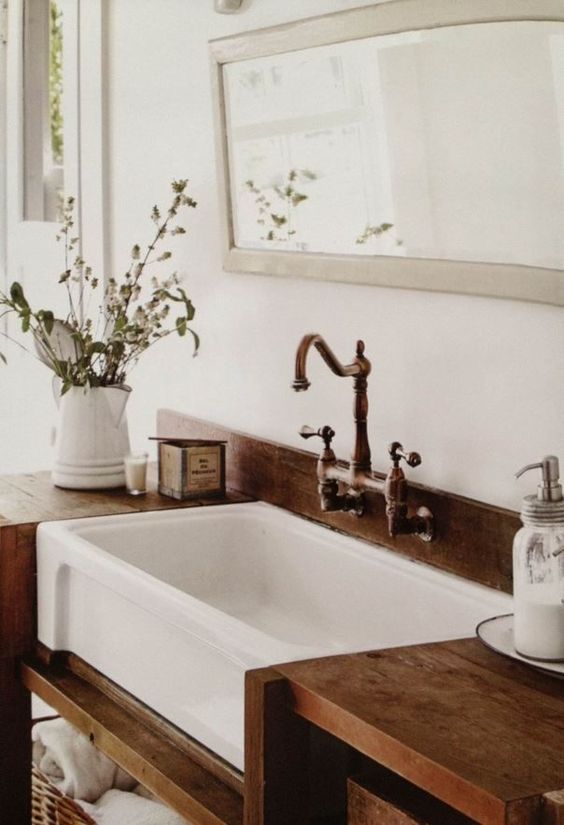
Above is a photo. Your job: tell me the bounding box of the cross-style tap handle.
[389,441,422,469]
[299,425,335,450]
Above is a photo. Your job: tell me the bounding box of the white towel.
[79,789,192,825]
[32,718,136,802]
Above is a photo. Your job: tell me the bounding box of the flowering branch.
[0,179,199,394]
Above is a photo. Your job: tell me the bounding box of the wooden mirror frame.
[210,0,564,306]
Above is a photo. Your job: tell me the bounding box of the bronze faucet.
[293,334,434,542]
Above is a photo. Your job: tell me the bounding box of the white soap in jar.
[513,456,564,661]
[514,600,564,660]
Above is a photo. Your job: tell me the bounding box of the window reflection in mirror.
[223,22,564,271]
[23,0,64,222]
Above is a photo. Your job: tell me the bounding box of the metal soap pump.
[513,456,564,660]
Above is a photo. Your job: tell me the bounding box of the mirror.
[210,1,564,305]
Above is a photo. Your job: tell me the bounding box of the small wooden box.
[156,439,226,500]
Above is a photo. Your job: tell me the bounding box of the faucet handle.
[389,441,422,469]
[300,425,335,450]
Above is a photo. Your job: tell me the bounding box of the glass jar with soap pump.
[513,456,564,661]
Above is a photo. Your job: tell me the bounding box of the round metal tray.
[476,613,564,679]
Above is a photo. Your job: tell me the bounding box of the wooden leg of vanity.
[0,659,31,825]
[244,668,310,825]
[0,523,35,825]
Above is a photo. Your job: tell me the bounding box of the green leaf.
[188,328,200,354]
[43,311,55,335]
[0,352,7,365]
[176,317,187,336]
[110,340,125,359]
[184,299,195,322]
[85,340,106,357]
[175,288,195,320]
[291,193,307,207]
[162,289,183,304]
[10,282,29,309]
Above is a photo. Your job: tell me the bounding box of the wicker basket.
[32,765,97,825]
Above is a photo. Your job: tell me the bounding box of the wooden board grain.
[273,639,563,824]
[157,410,518,593]
[0,518,35,825]
[0,467,250,526]
[348,778,429,824]
[244,668,309,825]
[38,646,243,795]
[347,771,475,825]
[0,659,31,825]
[22,653,243,825]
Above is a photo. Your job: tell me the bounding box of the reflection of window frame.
[23,0,64,221]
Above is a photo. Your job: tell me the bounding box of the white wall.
[103,0,564,513]
[2,0,563,515]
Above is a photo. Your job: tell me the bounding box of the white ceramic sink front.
[37,501,511,770]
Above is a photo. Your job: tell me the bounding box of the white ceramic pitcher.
[52,382,131,489]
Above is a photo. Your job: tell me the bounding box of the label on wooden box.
[188,449,220,490]
[156,439,226,500]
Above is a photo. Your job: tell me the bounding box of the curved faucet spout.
[292,332,434,540]
[293,333,372,474]
[292,333,371,391]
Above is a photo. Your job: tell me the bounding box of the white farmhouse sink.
[37,501,510,770]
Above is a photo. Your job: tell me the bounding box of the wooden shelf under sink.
[22,645,244,825]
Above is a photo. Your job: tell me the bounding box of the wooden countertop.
[269,638,564,824]
[0,468,250,526]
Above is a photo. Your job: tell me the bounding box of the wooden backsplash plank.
[158,409,519,593]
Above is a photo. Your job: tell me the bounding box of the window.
[23,0,65,221]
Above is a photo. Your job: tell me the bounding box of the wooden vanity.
[246,641,564,824]
[2,415,564,825]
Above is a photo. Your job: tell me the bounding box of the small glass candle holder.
[124,452,148,495]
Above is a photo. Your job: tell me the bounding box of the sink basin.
[37,501,510,770]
